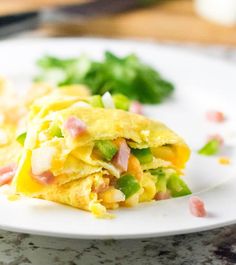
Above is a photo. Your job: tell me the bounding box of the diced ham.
[0,163,16,175]
[93,182,109,193]
[155,191,171,201]
[206,111,225,123]
[189,196,206,217]
[129,101,143,115]
[64,116,87,138]
[112,139,130,173]
[208,134,224,145]
[0,163,17,186]
[31,171,54,185]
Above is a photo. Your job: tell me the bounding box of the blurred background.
[1,0,236,45]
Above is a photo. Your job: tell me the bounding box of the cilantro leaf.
[35,51,174,104]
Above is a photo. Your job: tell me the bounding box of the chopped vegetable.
[49,123,63,138]
[31,146,56,175]
[35,51,174,104]
[74,101,91,108]
[16,132,27,146]
[206,110,225,123]
[150,168,166,178]
[167,174,192,197]
[95,140,118,161]
[198,139,220,156]
[99,188,125,203]
[0,130,8,145]
[150,168,167,192]
[131,148,153,164]
[112,139,130,172]
[189,196,206,217]
[116,174,140,199]
[112,94,130,111]
[156,175,167,193]
[64,116,87,138]
[129,101,143,115]
[89,95,104,108]
[102,92,115,109]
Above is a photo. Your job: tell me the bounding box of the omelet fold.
[13,94,190,217]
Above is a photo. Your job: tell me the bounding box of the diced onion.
[31,146,56,175]
[73,101,91,108]
[102,92,115,109]
[100,188,125,203]
[0,130,8,145]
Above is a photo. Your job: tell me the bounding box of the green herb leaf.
[35,52,174,104]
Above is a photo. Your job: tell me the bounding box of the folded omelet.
[0,78,90,168]
[13,93,191,217]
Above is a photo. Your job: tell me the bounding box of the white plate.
[0,38,235,239]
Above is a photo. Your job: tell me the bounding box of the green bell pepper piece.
[167,174,192,197]
[116,174,140,199]
[95,140,118,161]
[16,132,27,146]
[132,148,153,164]
[89,95,104,108]
[112,94,130,111]
[198,139,220,156]
[150,168,167,192]
[49,123,63,138]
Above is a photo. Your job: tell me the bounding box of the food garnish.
[189,196,206,217]
[35,51,174,104]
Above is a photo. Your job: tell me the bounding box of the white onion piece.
[102,92,115,109]
[113,189,125,202]
[31,146,56,175]
[73,101,91,108]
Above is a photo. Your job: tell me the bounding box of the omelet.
[0,78,90,166]
[13,93,191,218]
